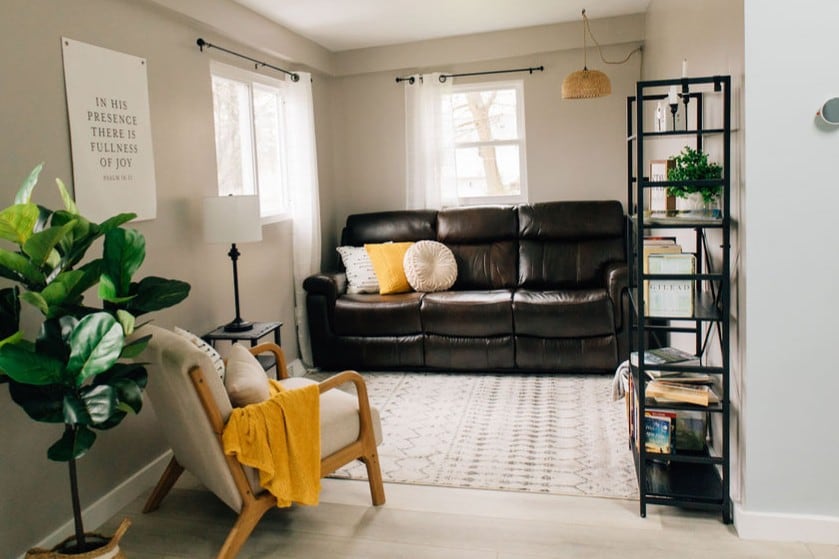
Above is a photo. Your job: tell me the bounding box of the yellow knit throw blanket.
[222,379,321,507]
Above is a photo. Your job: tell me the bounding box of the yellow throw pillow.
[365,242,414,295]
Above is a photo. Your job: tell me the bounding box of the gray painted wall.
[0,0,315,554]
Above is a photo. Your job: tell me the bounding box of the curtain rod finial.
[197,38,206,51]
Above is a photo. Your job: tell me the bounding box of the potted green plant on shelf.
[0,163,190,557]
[666,145,723,208]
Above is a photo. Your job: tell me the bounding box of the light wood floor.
[99,475,839,558]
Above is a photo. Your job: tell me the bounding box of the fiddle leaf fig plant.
[666,145,723,203]
[0,163,190,553]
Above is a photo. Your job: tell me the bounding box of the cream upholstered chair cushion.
[403,240,457,292]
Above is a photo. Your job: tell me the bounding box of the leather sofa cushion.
[333,335,424,369]
[342,210,437,246]
[425,334,515,370]
[518,238,625,288]
[438,206,518,289]
[518,200,624,240]
[334,292,422,336]
[421,290,513,336]
[518,201,625,289]
[513,289,615,337]
[515,335,617,371]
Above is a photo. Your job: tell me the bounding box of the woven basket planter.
[25,518,130,559]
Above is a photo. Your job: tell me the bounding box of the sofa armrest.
[303,272,347,305]
[603,261,628,329]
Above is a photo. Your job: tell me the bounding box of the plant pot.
[25,518,130,559]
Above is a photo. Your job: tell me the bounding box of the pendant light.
[561,9,641,100]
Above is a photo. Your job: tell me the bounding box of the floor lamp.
[203,195,263,332]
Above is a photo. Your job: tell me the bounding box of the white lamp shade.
[203,195,263,244]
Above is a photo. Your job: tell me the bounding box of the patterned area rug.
[312,372,638,499]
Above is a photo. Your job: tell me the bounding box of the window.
[211,62,289,220]
[445,80,527,205]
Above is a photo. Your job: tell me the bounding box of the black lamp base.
[223,318,254,333]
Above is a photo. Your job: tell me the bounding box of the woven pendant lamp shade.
[561,67,611,99]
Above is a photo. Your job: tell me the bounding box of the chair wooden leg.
[143,457,184,513]
[216,495,276,559]
[361,449,386,506]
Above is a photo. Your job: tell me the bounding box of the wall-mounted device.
[817,97,839,125]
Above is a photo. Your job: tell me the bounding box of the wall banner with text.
[61,37,156,222]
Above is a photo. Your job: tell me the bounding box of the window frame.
[210,61,291,224]
[446,79,528,207]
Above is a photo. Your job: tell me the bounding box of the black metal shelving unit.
[626,75,732,523]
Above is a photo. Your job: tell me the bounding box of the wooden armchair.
[137,325,385,559]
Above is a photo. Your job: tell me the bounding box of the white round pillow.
[403,240,457,292]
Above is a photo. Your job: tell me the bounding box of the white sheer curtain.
[285,71,321,366]
[404,73,457,209]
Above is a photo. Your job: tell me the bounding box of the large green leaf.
[127,277,191,315]
[36,270,87,317]
[90,362,147,416]
[8,381,65,422]
[47,426,96,462]
[103,228,145,295]
[0,203,40,245]
[0,247,46,287]
[119,334,149,359]
[0,286,20,339]
[14,162,43,205]
[62,392,91,424]
[20,290,49,315]
[81,384,119,424]
[23,221,75,268]
[55,178,78,215]
[34,317,73,363]
[98,212,135,233]
[0,344,65,385]
[66,313,124,384]
[98,273,135,304]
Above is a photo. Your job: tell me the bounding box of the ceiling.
[232,0,651,52]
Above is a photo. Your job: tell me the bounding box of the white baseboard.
[735,502,839,544]
[22,450,173,559]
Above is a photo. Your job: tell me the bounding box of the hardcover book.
[644,411,676,453]
[647,253,696,317]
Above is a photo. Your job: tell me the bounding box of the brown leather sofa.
[304,200,628,373]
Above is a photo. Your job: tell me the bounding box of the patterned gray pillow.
[336,245,380,294]
[174,326,226,382]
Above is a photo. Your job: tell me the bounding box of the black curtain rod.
[197,38,300,82]
[396,66,544,84]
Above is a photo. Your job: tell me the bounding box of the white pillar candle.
[668,85,678,105]
[682,58,688,78]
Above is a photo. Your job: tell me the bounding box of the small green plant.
[0,163,190,553]
[666,146,723,203]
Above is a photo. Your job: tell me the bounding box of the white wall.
[326,19,643,264]
[645,0,839,543]
[739,0,839,540]
[0,0,331,554]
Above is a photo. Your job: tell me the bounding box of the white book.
[648,253,695,317]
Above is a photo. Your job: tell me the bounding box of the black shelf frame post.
[626,75,732,524]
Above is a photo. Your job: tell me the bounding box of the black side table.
[203,321,282,374]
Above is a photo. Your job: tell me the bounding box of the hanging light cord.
[582,9,642,66]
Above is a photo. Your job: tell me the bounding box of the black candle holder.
[681,81,690,130]
[669,102,679,130]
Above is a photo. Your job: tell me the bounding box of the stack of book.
[641,236,696,317]
[631,346,720,407]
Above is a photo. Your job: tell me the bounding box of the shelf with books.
[629,290,724,322]
[626,75,732,524]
